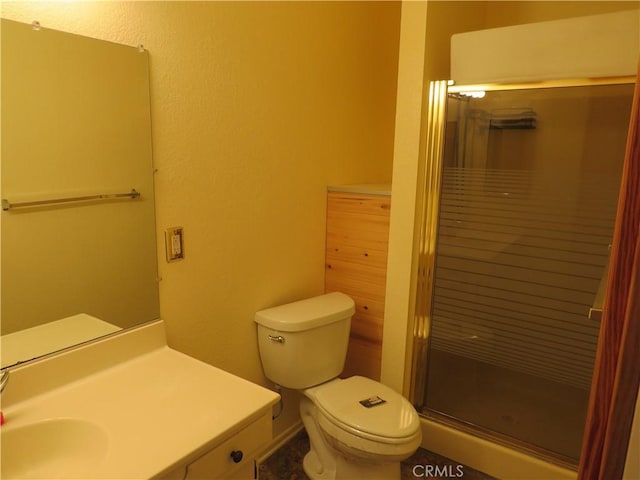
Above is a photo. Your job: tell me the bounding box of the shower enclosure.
[412,79,634,465]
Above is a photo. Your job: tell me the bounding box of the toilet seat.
[305,376,421,458]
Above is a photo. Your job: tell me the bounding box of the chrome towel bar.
[2,189,140,211]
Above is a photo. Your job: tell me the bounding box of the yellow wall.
[1,1,401,436]
[381,0,429,394]
[424,1,488,82]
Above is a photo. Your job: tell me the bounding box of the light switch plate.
[165,227,184,262]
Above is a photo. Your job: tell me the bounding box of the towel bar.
[2,189,140,211]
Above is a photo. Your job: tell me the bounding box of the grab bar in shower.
[2,189,140,211]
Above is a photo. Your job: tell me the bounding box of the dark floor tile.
[404,447,496,480]
[259,430,495,480]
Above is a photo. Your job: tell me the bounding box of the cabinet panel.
[326,245,388,270]
[185,413,270,480]
[327,194,391,217]
[343,335,383,380]
[324,274,387,303]
[325,191,390,381]
[325,259,388,288]
[326,230,390,253]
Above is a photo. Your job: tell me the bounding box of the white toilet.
[255,292,422,480]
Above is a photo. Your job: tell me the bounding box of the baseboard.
[255,420,304,466]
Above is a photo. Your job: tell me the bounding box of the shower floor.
[423,349,589,462]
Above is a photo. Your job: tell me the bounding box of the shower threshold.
[420,409,579,471]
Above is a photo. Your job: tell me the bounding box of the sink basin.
[1,418,109,479]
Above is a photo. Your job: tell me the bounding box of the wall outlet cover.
[165,227,184,262]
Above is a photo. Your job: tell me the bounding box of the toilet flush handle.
[268,334,285,344]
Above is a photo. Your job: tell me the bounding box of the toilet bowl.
[255,292,421,480]
[302,376,422,480]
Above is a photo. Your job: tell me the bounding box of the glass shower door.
[421,82,634,463]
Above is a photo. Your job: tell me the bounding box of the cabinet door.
[185,413,271,480]
[325,192,390,380]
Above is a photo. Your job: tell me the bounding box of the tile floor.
[259,429,495,480]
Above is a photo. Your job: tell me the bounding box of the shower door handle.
[589,247,611,321]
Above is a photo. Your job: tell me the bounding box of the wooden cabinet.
[324,188,391,381]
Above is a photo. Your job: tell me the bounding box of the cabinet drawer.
[185,413,271,480]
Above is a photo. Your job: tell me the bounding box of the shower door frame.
[409,75,637,466]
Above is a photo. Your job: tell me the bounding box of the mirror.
[1,19,160,368]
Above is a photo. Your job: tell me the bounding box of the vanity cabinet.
[185,413,271,479]
[324,187,391,381]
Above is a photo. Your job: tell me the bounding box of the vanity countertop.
[1,321,280,479]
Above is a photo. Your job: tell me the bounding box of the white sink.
[1,418,109,479]
[0,321,280,479]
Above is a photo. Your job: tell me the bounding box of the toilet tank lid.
[254,292,355,332]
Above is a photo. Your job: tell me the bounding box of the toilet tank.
[254,292,355,389]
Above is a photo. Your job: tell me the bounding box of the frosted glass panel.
[424,83,633,461]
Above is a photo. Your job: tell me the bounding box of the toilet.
[255,292,422,480]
